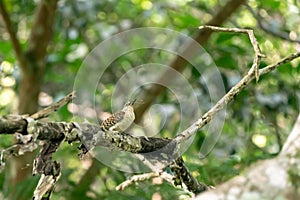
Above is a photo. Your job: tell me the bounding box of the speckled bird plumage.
[100,100,136,132]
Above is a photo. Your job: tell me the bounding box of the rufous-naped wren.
[100,99,136,132]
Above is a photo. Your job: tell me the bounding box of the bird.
[100,99,136,132]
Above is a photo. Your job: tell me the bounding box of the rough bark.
[19,0,58,115]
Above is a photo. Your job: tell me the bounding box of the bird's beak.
[130,99,137,105]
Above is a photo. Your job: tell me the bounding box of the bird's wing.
[100,111,125,131]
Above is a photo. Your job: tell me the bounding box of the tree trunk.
[0,0,58,196]
[195,114,300,200]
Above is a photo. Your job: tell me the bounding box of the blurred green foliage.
[0,0,300,199]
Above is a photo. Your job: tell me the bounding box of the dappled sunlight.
[0,61,16,109]
[0,0,299,199]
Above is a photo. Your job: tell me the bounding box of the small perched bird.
[100,99,136,132]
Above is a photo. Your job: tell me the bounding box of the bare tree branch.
[116,171,174,191]
[198,25,265,81]
[196,114,300,199]
[18,0,59,115]
[175,25,265,143]
[134,0,246,122]
[175,50,300,144]
[0,28,299,197]
[0,0,28,71]
[259,51,300,74]
[30,91,76,120]
[26,0,58,63]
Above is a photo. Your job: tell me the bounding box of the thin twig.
[0,50,298,196]
[30,91,76,120]
[134,0,245,122]
[116,171,173,191]
[199,25,265,81]
[175,51,300,144]
[259,51,300,75]
[0,50,299,196]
